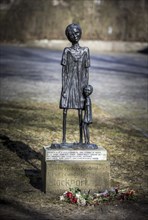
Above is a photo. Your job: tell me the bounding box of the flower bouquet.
[60,187,136,206]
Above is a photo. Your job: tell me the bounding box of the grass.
[0,100,147,207]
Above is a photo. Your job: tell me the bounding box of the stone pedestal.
[42,144,110,195]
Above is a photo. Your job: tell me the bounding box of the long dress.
[59,44,90,109]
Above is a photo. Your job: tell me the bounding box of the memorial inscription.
[45,147,107,161]
[43,161,110,194]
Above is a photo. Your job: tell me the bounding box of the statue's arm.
[61,48,68,97]
[85,67,89,85]
[62,66,67,96]
[85,47,90,85]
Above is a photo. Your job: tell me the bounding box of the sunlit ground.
[0,101,147,193]
[0,45,148,219]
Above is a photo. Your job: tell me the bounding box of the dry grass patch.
[0,101,147,209]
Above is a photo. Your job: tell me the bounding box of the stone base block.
[42,161,110,195]
[42,145,110,195]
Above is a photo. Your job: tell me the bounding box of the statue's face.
[67,27,81,43]
[84,87,92,97]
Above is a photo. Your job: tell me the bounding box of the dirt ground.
[0,101,148,219]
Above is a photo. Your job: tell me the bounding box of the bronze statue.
[60,23,90,143]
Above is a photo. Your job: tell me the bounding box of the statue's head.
[65,23,82,43]
[83,85,93,97]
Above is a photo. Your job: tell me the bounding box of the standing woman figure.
[60,23,90,143]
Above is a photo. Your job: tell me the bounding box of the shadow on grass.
[0,134,43,191]
[0,198,51,220]
[25,169,42,191]
[0,134,42,166]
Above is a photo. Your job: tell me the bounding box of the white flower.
[60,195,65,201]
[77,197,86,206]
[110,187,116,192]
[75,192,81,199]
[94,190,108,197]
[63,191,68,195]
[101,190,108,196]
[94,193,102,197]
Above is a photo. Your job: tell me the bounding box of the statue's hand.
[62,91,67,98]
[80,97,85,102]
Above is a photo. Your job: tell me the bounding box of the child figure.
[83,85,93,144]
